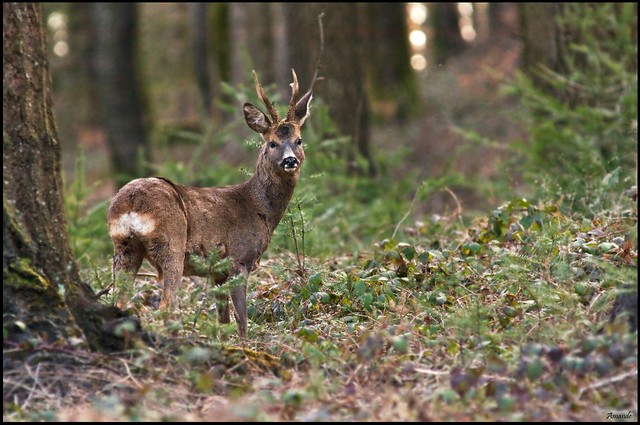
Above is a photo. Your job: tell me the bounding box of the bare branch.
[309,12,325,93]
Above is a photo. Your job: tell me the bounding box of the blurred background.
[43,3,637,261]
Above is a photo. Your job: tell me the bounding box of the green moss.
[3,193,35,249]
[4,257,62,300]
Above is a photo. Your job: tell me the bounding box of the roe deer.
[108,69,313,337]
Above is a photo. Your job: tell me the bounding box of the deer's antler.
[286,69,300,122]
[253,70,279,123]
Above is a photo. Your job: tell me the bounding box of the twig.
[392,185,420,240]
[413,368,449,376]
[524,319,540,338]
[22,362,42,409]
[297,201,306,273]
[96,282,113,298]
[443,186,463,225]
[120,358,144,390]
[578,369,637,398]
[289,211,303,275]
[586,291,603,316]
[309,12,325,92]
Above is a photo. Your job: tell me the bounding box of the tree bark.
[3,2,139,353]
[362,3,419,123]
[518,3,567,93]
[229,3,274,86]
[210,3,230,84]
[190,3,213,118]
[90,3,149,188]
[270,2,290,101]
[488,3,518,40]
[430,3,467,65]
[287,3,377,176]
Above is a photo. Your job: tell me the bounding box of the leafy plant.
[502,3,637,216]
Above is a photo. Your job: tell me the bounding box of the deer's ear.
[294,92,313,126]
[244,103,271,134]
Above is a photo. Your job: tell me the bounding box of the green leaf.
[390,334,409,354]
[435,292,448,305]
[525,357,545,381]
[297,327,319,342]
[360,292,374,310]
[520,215,534,230]
[114,320,137,337]
[282,389,305,408]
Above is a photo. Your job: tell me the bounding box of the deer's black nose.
[282,157,299,170]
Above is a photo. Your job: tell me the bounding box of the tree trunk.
[3,2,138,353]
[473,2,490,44]
[190,3,213,118]
[90,3,149,188]
[430,3,467,65]
[287,3,377,176]
[210,3,230,84]
[518,3,567,92]
[362,3,419,123]
[270,2,290,101]
[229,3,273,86]
[488,3,518,40]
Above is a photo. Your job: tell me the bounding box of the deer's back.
[108,177,188,243]
[108,177,272,274]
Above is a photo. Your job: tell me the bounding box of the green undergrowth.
[84,194,636,421]
[58,107,637,421]
[58,94,637,422]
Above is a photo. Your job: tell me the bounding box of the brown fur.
[108,70,312,336]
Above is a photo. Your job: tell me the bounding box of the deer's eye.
[269,141,277,149]
[296,138,303,146]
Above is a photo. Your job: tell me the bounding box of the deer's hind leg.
[111,236,145,303]
[215,274,231,325]
[229,267,250,338]
[145,232,187,310]
[214,266,248,337]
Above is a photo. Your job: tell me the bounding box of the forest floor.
[4,198,637,421]
[5,30,638,423]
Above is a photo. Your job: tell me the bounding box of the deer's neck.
[248,164,298,232]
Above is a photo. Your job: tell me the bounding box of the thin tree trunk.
[270,2,290,101]
[190,3,213,118]
[363,3,419,123]
[229,4,273,85]
[488,3,517,40]
[519,3,568,92]
[431,3,467,65]
[91,3,149,188]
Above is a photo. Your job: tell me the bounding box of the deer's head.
[244,70,313,175]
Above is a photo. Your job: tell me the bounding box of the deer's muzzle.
[281,156,299,172]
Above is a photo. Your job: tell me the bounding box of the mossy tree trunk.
[3,2,137,353]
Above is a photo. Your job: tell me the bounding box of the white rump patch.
[109,212,156,238]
